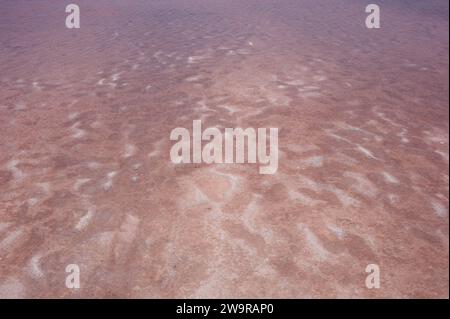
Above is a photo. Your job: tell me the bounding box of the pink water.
[0,0,448,298]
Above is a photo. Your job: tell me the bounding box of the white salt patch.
[73,178,91,191]
[0,278,25,299]
[185,75,202,82]
[153,50,163,59]
[148,139,164,159]
[327,186,359,207]
[435,150,449,162]
[298,176,322,193]
[242,195,273,243]
[32,81,42,91]
[219,105,238,115]
[313,75,327,82]
[6,160,25,181]
[29,254,44,279]
[301,91,322,98]
[382,172,399,184]
[97,78,106,85]
[239,107,266,121]
[298,224,330,260]
[68,112,79,120]
[0,228,24,252]
[344,172,378,198]
[196,100,212,112]
[374,136,383,143]
[299,85,320,91]
[194,186,209,204]
[122,144,137,158]
[327,132,353,144]
[373,108,402,128]
[75,208,95,231]
[399,129,409,143]
[327,224,345,239]
[333,153,359,165]
[91,120,102,129]
[289,190,322,206]
[87,162,101,169]
[92,231,115,249]
[72,128,86,138]
[27,197,39,206]
[388,194,399,204]
[236,49,251,55]
[337,122,381,141]
[148,149,159,159]
[221,171,240,192]
[103,171,117,191]
[300,156,324,168]
[356,145,377,160]
[111,72,122,81]
[432,201,448,218]
[71,122,86,139]
[263,88,292,106]
[107,171,117,179]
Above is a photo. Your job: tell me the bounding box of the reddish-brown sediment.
[0,0,448,298]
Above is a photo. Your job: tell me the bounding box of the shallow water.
[0,0,448,298]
